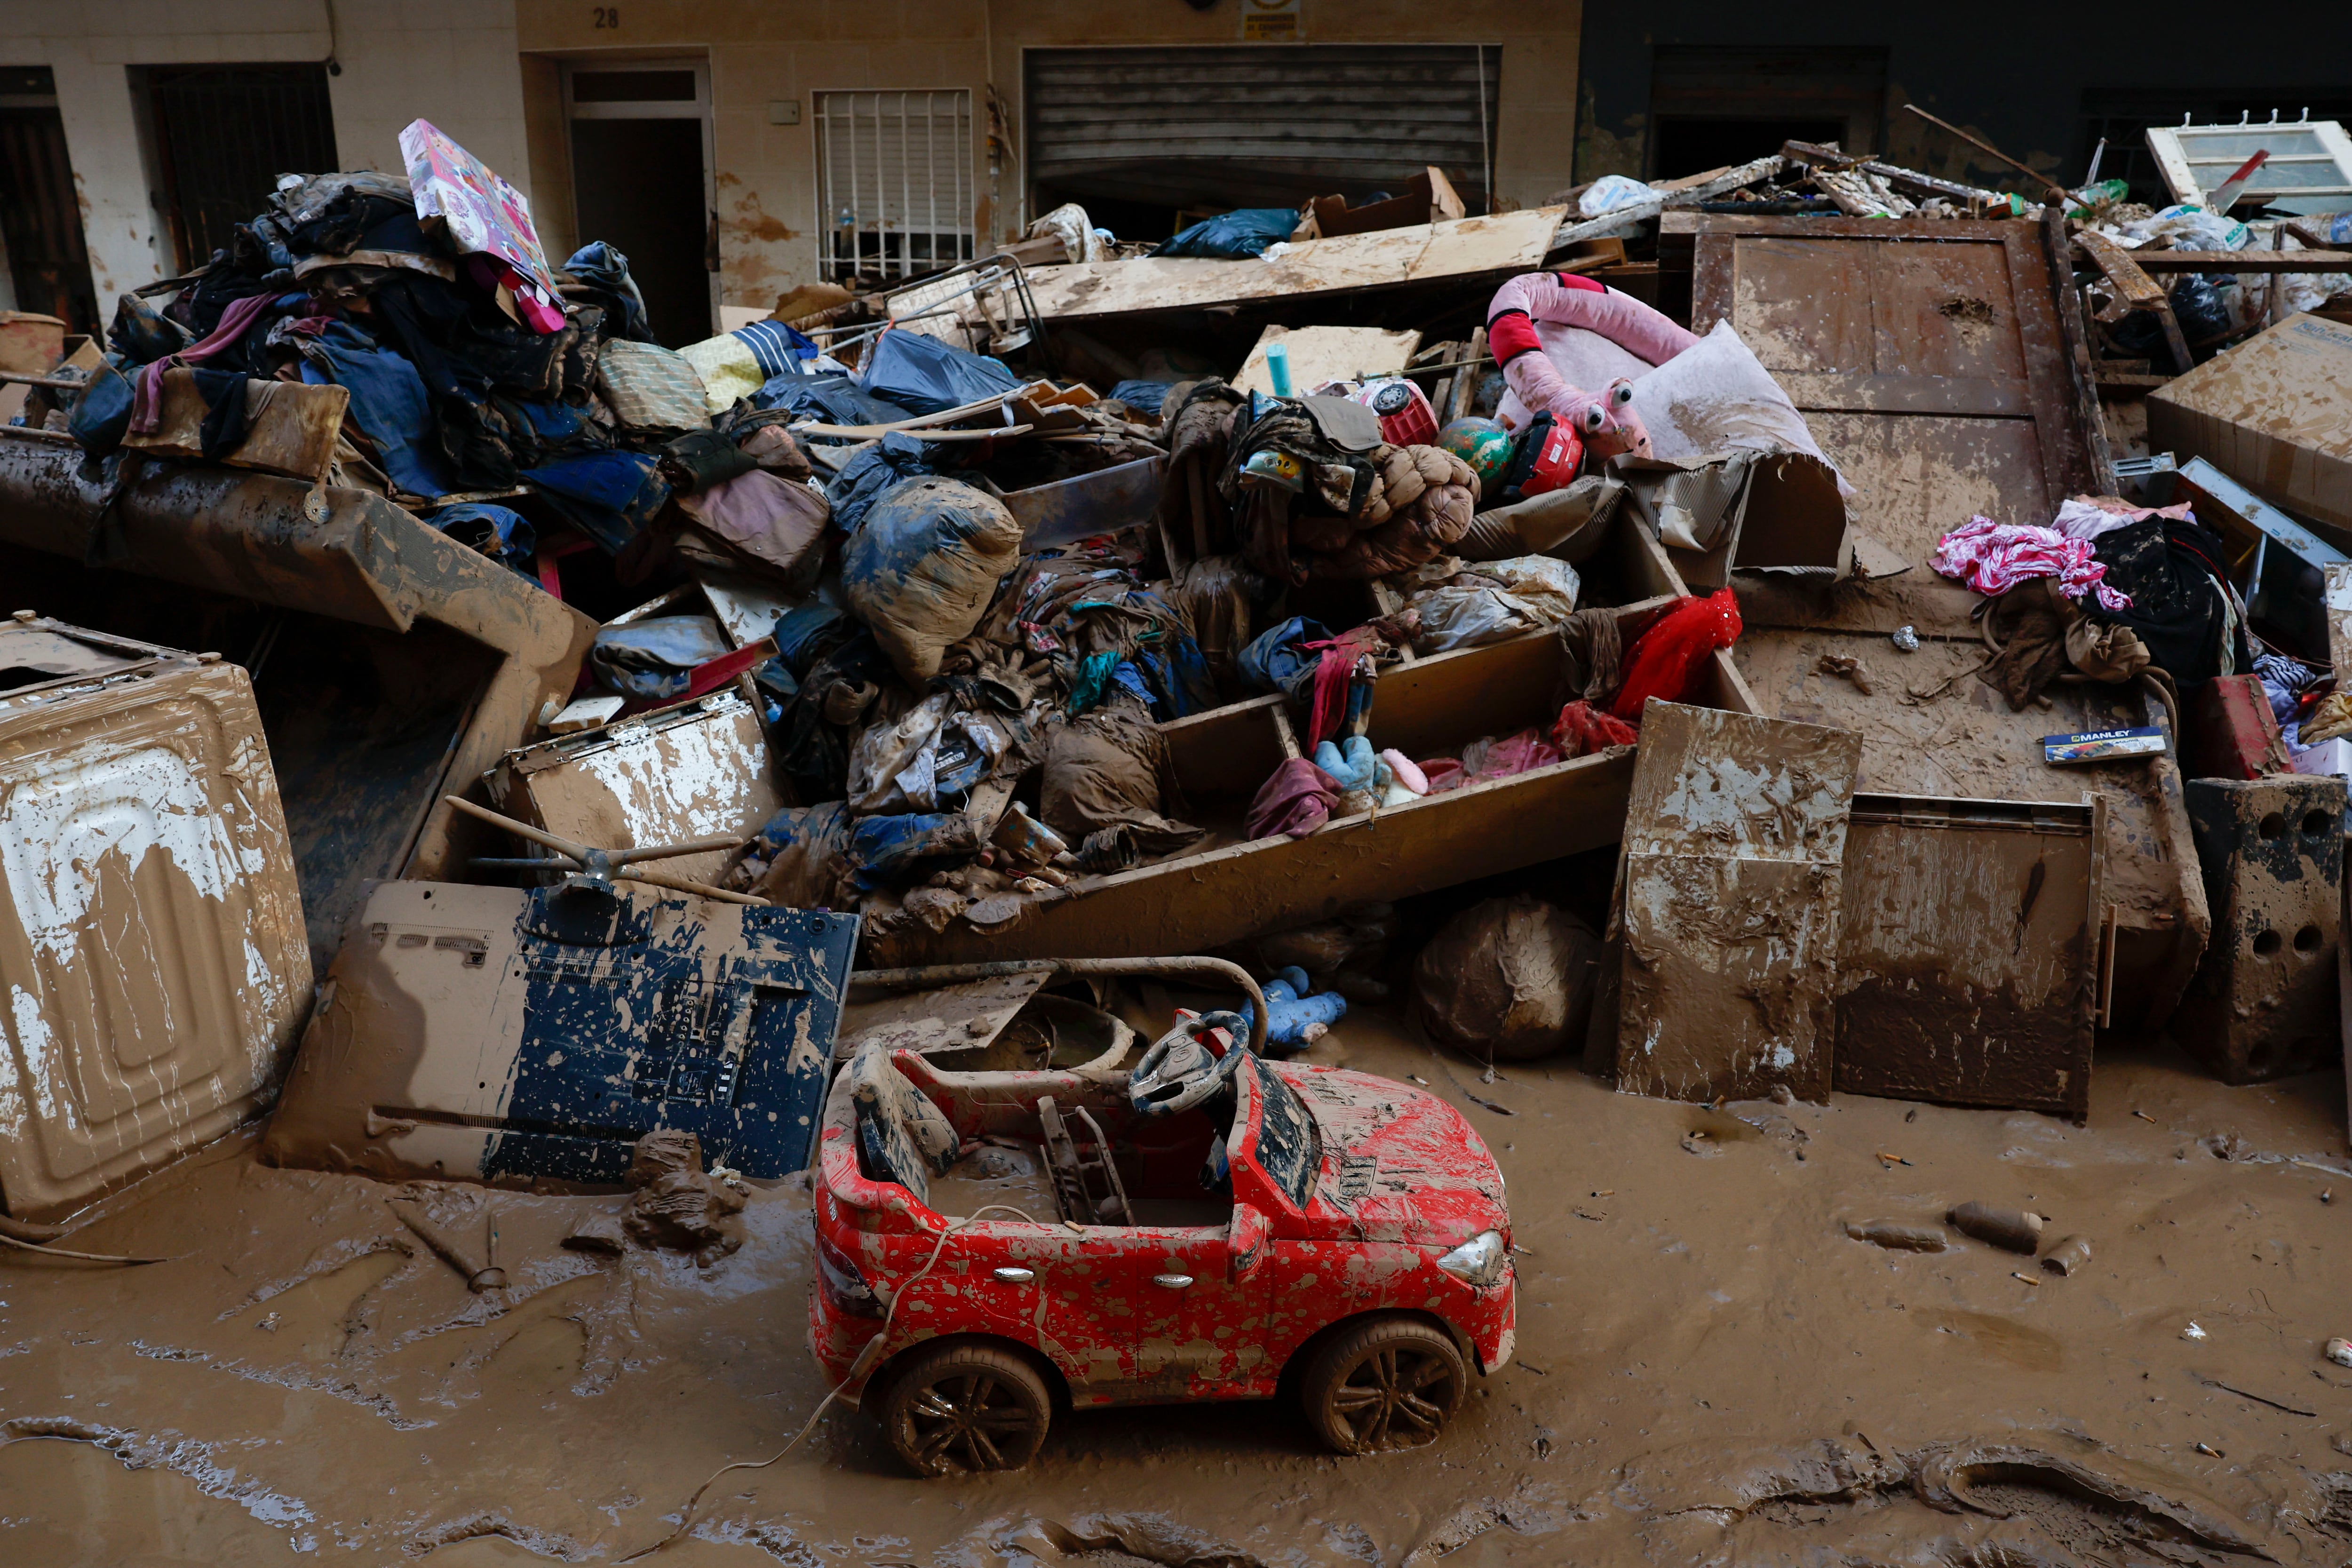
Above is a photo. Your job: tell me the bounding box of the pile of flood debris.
[1,107,2348,1229]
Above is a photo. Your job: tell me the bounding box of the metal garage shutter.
[1025,44,1498,218]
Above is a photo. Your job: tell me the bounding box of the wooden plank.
[2043,210,2120,493]
[2003,223,2098,508]
[897,747,1643,965]
[1548,155,1787,250]
[1661,211,2028,243]
[2074,227,2169,316]
[1232,325,1421,395]
[1834,794,2103,1119]
[1690,232,1736,335]
[2132,249,2352,273]
[1869,235,2032,382]
[1022,207,1566,321]
[1732,626,2204,1032]
[1730,237,1877,372]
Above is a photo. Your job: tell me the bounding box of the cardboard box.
[1613,450,1862,589]
[2148,313,2352,536]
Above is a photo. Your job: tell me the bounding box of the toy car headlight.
[1434,1229,1506,1289]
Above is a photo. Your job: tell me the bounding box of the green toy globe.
[1436,416,1513,499]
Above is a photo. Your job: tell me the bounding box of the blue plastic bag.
[827,430,939,536]
[1152,209,1297,259]
[753,369,905,428]
[857,328,1021,416]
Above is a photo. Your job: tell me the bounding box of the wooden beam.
[2074,228,2169,318]
[1549,156,1786,250]
[2131,249,2352,272]
[2074,224,2195,373]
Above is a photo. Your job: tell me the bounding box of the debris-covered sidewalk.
[0,96,2350,1568]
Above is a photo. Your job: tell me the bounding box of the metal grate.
[1025,45,1500,217]
[814,89,974,284]
[147,64,338,270]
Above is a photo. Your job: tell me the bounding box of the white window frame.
[812,88,974,284]
[2146,114,2352,214]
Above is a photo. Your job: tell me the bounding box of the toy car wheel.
[1301,1315,1466,1455]
[878,1342,1052,1476]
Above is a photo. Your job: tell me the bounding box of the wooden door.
[1669,212,2108,635]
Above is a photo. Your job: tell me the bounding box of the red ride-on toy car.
[809,1000,1515,1475]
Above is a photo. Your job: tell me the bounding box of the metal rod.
[1902,103,2068,204]
[445,793,589,861]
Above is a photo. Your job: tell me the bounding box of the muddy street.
[4,1009,2347,1566]
[7,17,2352,1566]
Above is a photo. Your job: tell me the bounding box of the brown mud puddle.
[2,1011,2349,1565]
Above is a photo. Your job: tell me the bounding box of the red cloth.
[1552,700,1639,757]
[1611,589,1743,722]
[1247,757,1343,839]
[1306,648,1353,748]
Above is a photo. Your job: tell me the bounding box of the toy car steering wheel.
[1128,1012,1249,1118]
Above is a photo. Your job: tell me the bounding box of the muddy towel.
[1248,757,1343,839]
[1041,706,1202,858]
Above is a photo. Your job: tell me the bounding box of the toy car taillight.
[816,1231,883,1318]
[1434,1230,1507,1289]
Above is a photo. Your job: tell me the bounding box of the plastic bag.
[752,369,906,428]
[1628,321,1843,483]
[2170,275,2234,342]
[842,477,1023,685]
[1578,175,1660,218]
[827,430,938,536]
[1411,895,1603,1061]
[1408,555,1581,653]
[1152,208,1297,259]
[858,327,1021,416]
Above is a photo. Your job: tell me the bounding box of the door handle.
[1152,1273,1193,1289]
[993,1267,1034,1283]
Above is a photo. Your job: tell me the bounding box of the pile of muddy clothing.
[1930,498,2247,711]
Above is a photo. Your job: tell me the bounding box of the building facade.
[0,2,1582,344]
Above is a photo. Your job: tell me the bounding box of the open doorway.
[564,62,713,348]
[0,67,97,333]
[1646,46,1889,178]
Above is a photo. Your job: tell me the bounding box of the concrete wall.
[0,0,529,301]
[516,0,1581,315]
[1574,5,2352,193]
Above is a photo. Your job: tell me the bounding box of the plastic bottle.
[1266,342,1293,398]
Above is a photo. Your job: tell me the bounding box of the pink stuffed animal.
[1484,271,1701,459]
